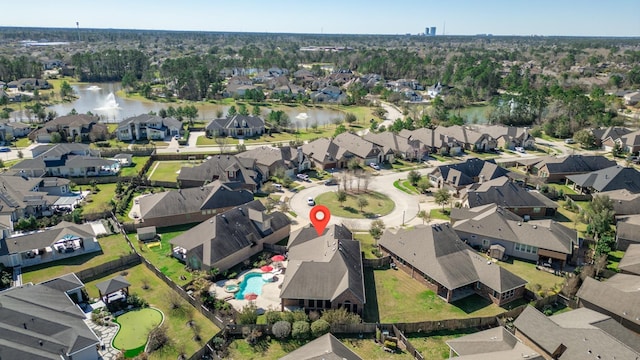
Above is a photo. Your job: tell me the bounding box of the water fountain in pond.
[94,92,121,111]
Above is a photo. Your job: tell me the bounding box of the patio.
[211,261,287,313]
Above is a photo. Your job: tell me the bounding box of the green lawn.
[21,234,133,284]
[227,339,298,360]
[147,160,197,182]
[196,135,240,146]
[119,156,150,177]
[84,264,220,360]
[315,191,395,219]
[607,250,625,272]
[408,329,480,360]
[136,223,199,286]
[364,269,516,323]
[493,258,564,293]
[393,179,419,195]
[429,208,451,221]
[342,338,414,359]
[546,183,577,195]
[81,183,117,213]
[14,137,31,148]
[354,232,379,260]
[114,308,163,356]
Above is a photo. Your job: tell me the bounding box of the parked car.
[307,197,315,206]
[274,184,283,191]
[296,173,310,181]
[564,138,575,144]
[515,147,525,153]
[369,162,380,170]
[0,147,10,152]
[174,134,180,140]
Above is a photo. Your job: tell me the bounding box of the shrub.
[320,308,361,325]
[292,321,310,340]
[280,311,295,324]
[127,294,148,308]
[264,310,281,325]
[310,319,331,338]
[237,303,259,325]
[292,309,309,322]
[272,320,292,339]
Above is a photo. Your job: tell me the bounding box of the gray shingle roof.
[514,306,640,360]
[466,176,558,209]
[576,274,640,328]
[279,333,362,360]
[139,180,253,220]
[177,155,258,187]
[2,222,95,254]
[38,273,84,293]
[280,224,365,303]
[170,200,290,267]
[379,224,526,292]
[433,158,509,187]
[446,326,542,360]
[333,132,381,159]
[452,205,575,254]
[618,244,640,275]
[287,223,352,248]
[205,114,264,131]
[117,114,181,130]
[567,166,640,193]
[616,214,640,242]
[95,275,131,295]
[535,155,616,174]
[0,281,100,358]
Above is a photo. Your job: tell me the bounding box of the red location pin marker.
[310,205,331,236]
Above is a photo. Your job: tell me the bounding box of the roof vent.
[517,222,522,226]
[532,225,537,229]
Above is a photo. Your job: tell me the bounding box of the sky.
[4,0,639,37]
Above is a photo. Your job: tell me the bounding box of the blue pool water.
[235,272,267,300]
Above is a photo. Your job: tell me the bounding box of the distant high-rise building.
[425,27,430,36]
[430,26,437,36]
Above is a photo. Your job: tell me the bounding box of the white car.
[369,162,380,170]
[307,197,315,206]
[297,173,310,181]
[515,147,525,153]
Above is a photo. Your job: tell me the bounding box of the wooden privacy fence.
[363,256,391,268]
[75,254,141,283]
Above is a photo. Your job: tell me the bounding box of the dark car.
[324,178,338,186]
[0,147,10,152]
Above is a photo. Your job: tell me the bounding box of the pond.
[456,105,493,125]
[47,82,346,126]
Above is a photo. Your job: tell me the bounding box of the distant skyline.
[4,0,640,37]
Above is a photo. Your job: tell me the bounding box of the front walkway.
[83,304,121,360]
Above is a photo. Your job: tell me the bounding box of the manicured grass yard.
[354,232,379,259]
[114,308,163,356]
[21,233,133,284]
[82,183,117,213]
[84,264,219,360]
[364,268,518,323]
[147,161,197,182]
[342,338,414,359]
[429,208,451,221]
[196,135,240,146]
[408,329,480,360]
[119,156,150,177]
[136,223,198,286]
[315,191,395,219]
[227,339,297,359]
[493,258,564,293]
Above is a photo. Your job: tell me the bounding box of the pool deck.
[211,262,287,313]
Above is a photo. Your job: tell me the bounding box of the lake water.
[47,82,345,125]
[457,105,493,124]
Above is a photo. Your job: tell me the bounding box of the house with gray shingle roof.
[429,158,510,191]
[446,326,542,360]
[576,274,640,334]
[618,244,640,275]
[592,126,631,148]
[452,204,577,268]
[280,333,362,360]
[603,189,640,216]
[514,306,640,360]
[280,224,365,314]
[12,143,118,178]
[379,223,527,305]
[0,221,99,268]
[464,176,558,218]
[117,114,182,141]
[29,114,107,143]
[170,200,290,272]
[603,129,640,154]
[138,180,254,227]
[0,174,67,222]
[532,155,617,183]
[301,132,383,169]
[177,154,259,190]
[616,215,640,251]
[567,166,640,194]
[205,115,264,138]
[0,276,100,360]
[237,145,311,178]
[363,131,420,162]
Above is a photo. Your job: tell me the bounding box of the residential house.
[604,129,640,154]
[205,115,265,138]
[452,204,577,268]
[602,189,640,216]
[446,326,542,360]
[567,165,640,194]
[438,125,498,152]
[514,306,640,360]
[0,275,100,360]
[464,176,558,218]
[0,121,31,142]
[29,114,107,143]
[592,126,631,148]
[280,224,365,314]
[280,333,362,360]
[363,131,421,161]
[311,86,347,103]
[293,69,316,85]
[237,146,310,178]
[357,73,383,89]
[623,91,640,105]
[7,77,51,91]
[531,155,617,183]
[576,274,640,333]
[0,221,99,268]
[302,132,384,170]
[138,181,254,227]
[224,75,256,97]
[378,224,527,305]
[0,174,64,222]
[429,158,510,191]
[177,154,259,190]
[481,125,536,150]
[170,200,290,272]
[116,114,182,141]
[399,128,459,157]
[618,244,640,275]
[615,214,640,251]
[12,143,119,178]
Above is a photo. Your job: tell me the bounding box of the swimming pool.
[235,272,267,300]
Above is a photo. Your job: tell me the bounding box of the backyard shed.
[137,226,157,242]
